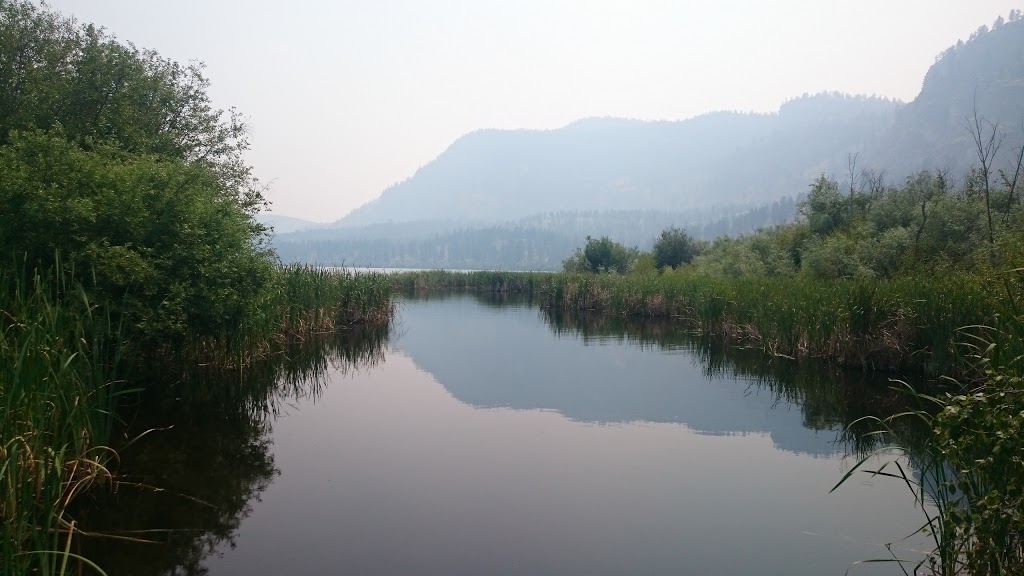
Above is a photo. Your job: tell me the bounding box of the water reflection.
[71,326,388,576]
[541,306,931,456]
[72,293,933,575]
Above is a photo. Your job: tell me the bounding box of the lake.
[77,292,932,575]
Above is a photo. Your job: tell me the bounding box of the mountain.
[336,15,1024,228]
[274,200,799,270]
[273,13,1024,268]
[338,101,894,226]
[873,15,1024,175]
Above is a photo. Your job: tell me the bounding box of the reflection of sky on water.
[205,341,928,576]
[393,295,847,457]
[86,293,931,576]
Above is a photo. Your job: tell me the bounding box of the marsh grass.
[137,265,394,379]
[1,268,124,575]
[832,269,1024,575]
[392,269,549,293]
[62,319,390,575]
[392,269,1017,375]
[2,264,395,574]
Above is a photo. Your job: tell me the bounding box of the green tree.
[800,175,849,236]
[652,226,701,270]
[0,131,276,340]
[562,236,638,273]
[0,0,273,341]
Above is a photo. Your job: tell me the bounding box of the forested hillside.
[875,12,1024,174]
[338,99,892,226]
[275,199,798,269]
[275,12,1024,269]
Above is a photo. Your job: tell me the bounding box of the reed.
[1,268,123,575]
[1,263,395,574]
[138,264,395,377]
[832,268,1024,575]
[391,269,549,293]
[390,269,1018,375]
[538,305,933,456]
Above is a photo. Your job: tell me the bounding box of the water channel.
[76,293,933,575]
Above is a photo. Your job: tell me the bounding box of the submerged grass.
[1,264,395,575]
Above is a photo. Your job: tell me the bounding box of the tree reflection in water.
[70,326,389,576]
[539,304,933,457]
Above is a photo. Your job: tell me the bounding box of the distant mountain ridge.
[274,200,799,270]
[270,13,1024,269]
[338,102,893,226]
[334,14,1024,227]
[874,14,1024,173]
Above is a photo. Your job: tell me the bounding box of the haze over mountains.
[338,97,894,226]
[274,14,1024,269]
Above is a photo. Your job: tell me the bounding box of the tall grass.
[391,269,1019,375]
[143,265,395,378]
[832,268,1024,575]
[391,269,549,293]
[2,263,395,575]
[273,265,394,332]
[67,321,393,575]
[1,268,124,575]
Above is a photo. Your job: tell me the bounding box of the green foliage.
[801,232,875,279]
[801,175,849,236]
[0,0,274,342]
[0,0,254,178]
[631,252,657,276]
[0,131,276,341]
[932,278,1024,574]
[933,385,1024,575]
[693,224,803,278]
[0,3,398,574]
[0,268,123,576]
[826,269,1024,575]
[389,268,1017,375]
[652,226,702,270]
[692,236,769,277]
[690,169,1023,281]
[562,236,639,274]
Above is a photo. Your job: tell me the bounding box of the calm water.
[78,293,932,575]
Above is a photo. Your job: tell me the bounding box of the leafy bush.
[0,0,274,342]
[562,236,639,273]
[652,226,702,270]
[690,170,1021,281]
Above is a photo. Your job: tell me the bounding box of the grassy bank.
[172,265,394,373]
[391,269,1021,375]
[0,265,394,575]
[833,269,1024,574]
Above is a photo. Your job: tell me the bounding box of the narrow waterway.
[79,293,933,575]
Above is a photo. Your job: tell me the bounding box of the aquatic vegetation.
[391,269,1018,375]
[0,264,394,575]
[833,269,1024,575]
[0,270,122,575]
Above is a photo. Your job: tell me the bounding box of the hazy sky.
[46,1,1020,222]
